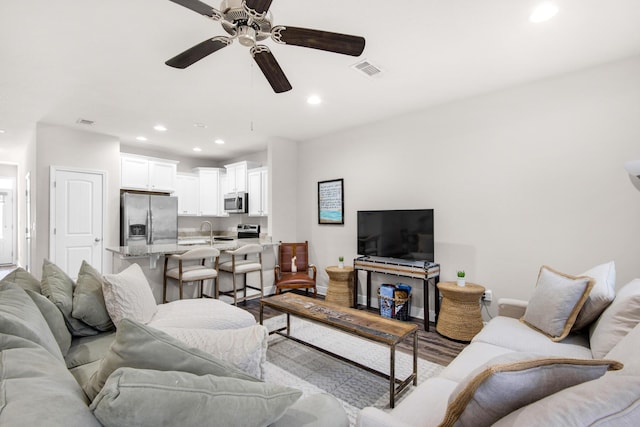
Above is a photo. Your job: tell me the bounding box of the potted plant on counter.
[457,270,466,287]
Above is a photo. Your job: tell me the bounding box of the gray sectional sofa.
[0,263,348,427]
[357,263,640,426]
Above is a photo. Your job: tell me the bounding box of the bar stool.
[163,247,220,303]
[218,244,264,305]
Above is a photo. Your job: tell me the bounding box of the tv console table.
[354,256,441,331]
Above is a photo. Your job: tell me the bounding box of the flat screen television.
[357,209,434,261]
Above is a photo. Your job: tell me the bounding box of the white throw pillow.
[102,264,157,327]
[521,266,594,341]
[589,278,640,358]
[572,261,616,330]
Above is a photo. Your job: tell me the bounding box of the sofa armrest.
[356,407,414,427]
[498,298,528,319]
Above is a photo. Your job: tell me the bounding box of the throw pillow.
[102,263,157,327]
[572,261,616,330]
[0,282,65,361]
[25,289,72,356]
[72,261,115,331]
[492,373,640,426]
[159,325,269,379]
[439,353,622,427]
[521,265,594,341]
[84,318,261,400]
[0,267,41,293]
[91,368,301,427]
[40,259,99,337]
[589,278,640,358]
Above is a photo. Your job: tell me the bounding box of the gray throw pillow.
[84,318,261,400]
[72,261,115,331]
[91,368,302,427]
[439,353,622,427]
[41,259,99,337]
[25,289,72,356]
[0,266,41,293]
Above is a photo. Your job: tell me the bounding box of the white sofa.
[357,264,640,426]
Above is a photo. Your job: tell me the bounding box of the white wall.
[295,56,640,319]
[35,123,121,277]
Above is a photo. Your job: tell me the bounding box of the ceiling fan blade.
[251,45,292,93]
[165,37,232,69]
[271,26,365,57]
[243,0,274,15]
[168,0,218,18]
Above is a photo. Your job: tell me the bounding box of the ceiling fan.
[165,0,366,93]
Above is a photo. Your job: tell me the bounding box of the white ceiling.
[2,0,640,161]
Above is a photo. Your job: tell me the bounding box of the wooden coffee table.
[260,293,418,408]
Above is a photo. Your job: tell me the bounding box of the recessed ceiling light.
[154,125,167,132]
[530,2,558,23]
[193,147,202,152]
[214,139,225,145]
[0,129,5,134]
[307,95,322,105]
[136,136,148,142]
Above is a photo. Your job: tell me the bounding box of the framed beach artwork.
[318,178,344,225]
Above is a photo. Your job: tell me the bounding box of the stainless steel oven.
[224,192,248,214]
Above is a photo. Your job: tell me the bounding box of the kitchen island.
[107,238,278,304]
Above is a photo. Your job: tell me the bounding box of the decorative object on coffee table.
[436,281,485,341]
[325,266,354,307]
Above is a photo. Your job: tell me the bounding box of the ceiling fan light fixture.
[530,2,559,23]
[237,26,257,47]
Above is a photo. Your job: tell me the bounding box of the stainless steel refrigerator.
[120,193,178,246]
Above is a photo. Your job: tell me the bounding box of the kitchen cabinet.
[248,167,268,217]
[193,167,226,216]
[175,173,199,216]
[121,153,178,192]
[224,161,259,193]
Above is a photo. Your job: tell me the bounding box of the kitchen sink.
[178,238,210,246]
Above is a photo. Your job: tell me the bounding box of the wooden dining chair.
[274,241,317,297]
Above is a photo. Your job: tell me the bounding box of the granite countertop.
[107,238,276,257]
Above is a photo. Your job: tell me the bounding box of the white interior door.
[0,184,15,265]
[50,167,104,278]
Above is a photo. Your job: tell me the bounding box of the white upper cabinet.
[224,161,259,193]
[175,173,199,216]
[248,167,268,217]
[121,153,178,192]
[193,167,226,216]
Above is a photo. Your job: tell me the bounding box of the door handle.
[95,238,101,242]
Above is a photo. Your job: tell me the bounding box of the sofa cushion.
[472,316,592,359]
[589,278,640,358]
[521,265,594,341]
[0,267,41,293]
[0,333,101,427]
[272,393,349,427]
[439,353,622,427]
[41,259,99,337]
[72,261,115,332]
[0,282,64,361]
[605,322,640,376]
[573,261,616,330]
[492,374,640,427]
[439,342,515,383]
[64,332,116,369]
[159,325,268,379]
[390,377,458,427]
[85,318,260,400]
[148,298,256,330]
[102,263,158,327]
[91,367,301,427]
[25,289,72,356]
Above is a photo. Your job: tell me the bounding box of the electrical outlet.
[482,290,493,302]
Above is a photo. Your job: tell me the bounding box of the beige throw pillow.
[572,261,616,330]
[521,265,594,341]
[439,353,622,427]
[91,368,301,427]
[102,263,157,327]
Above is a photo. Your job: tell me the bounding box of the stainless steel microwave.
[224,192,248,214]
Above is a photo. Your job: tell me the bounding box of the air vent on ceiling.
[351,59,382,77]
[76,118,95,126]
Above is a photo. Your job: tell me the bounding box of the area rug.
[262,315,444,426]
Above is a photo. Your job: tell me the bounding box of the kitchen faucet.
[200,221,213,245]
